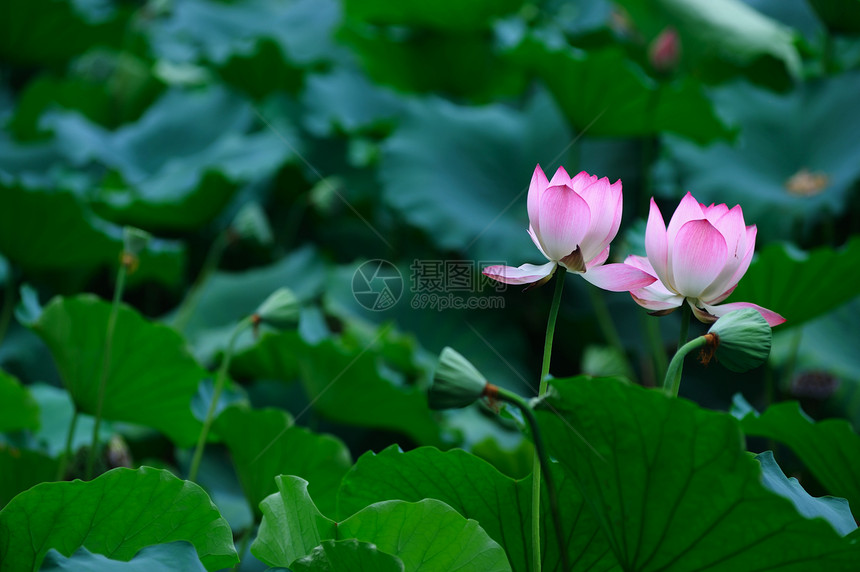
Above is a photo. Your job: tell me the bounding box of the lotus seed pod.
[707,308,772,372]
[428,347,487,410]
[255,288,300,329]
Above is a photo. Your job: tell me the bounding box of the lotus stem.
[664,334,710,397]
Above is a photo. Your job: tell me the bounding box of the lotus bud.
[232,202,273,245]
[706,308,772,372]
[428,347,487,410]
[254,288,300,329]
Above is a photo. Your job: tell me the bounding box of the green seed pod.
[428,347,487,410]
[707,308,772,372]
[255,288,300,329]
[122,226,151,256]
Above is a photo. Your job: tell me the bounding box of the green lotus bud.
[232,202,273,245]
[122,226,151,256]
[428,347,487,410]
[706,308,772,372]
[255,288,300,329]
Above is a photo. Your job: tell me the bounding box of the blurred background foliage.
[2,0,860,525]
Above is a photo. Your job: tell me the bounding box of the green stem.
[663,335,709,397]
[531,266,566,572]
[188,316,253,482]
[173,231,229,332]
[86,262,128,479]
[495,386,570,572]
[677,302,691,352]
[586,286,627,357]
[56,408,79,480]
[642,312,668,385]
[0,274,16,348]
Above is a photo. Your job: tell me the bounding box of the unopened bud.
[649,27,680,73]
[255,288,300,329]
[707,308,772,372]
[428,347,487,410]
[122,226,151,256]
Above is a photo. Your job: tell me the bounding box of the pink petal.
[482,262,556,285]
[701,206,747,300]
[579,177,623,262]
[549,166,571,187]
[570,170,599,193]
[645,198,670,286]
[527,165,549,234]
[702,301,786,327]
[538,184,591,261]
[671,219,728,298]
[586,246,610,269]
[579,263,657,292]
[723,225,757,289]
[689,301,717,323]
[624,254,654,275]
[708,283,737,305]
[630,286,684,311]
[527,225,550,261]
[666,192,705,247]
[703,203,729,223]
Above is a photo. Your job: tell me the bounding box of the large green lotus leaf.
[341,25,527,102]
[337,445,617,572]
[740,400,860,513]
[756,451,857,536]
[807,0,860,34]
[42,86,297,230]
[213,405,352,518]
[41,542,206,572]
[658,72,860,243]
[728,237,860,329]
[0,178,184,284]
[290,539,404,572]
[509,39,732,144]
[538,377,860,570]
[233,330,443,446]
[614,0,800,89]
[342,0,523,31]
[379,90,573,263]
[253,475,511,571]
[0,467,237,571]
[0,369,39,432]
[27,295,206,447]
[0,0,128,67]
[301,67,406,137]
[147,0,341,98]
[173,246,326,362]
[0,445,58,509]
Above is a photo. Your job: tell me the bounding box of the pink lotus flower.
[626,193,785,326]
[483,165,656,292]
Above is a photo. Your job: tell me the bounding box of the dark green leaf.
[510,40,732,144]
[807,0,860,34]
[729,238,860,329]
[234,330,443,446]
[658,73,860,243]
[28,295,206,447]
[343,0,523,31]
[290,539,405,572]
[0,369,39,432]
[757,451,857,536]
[43,86,297,230]
[213,405,352,518]
[0,466,237,571]
[338,445,616,572]
[29,384,112,458]
[41,542,207,572]
[740,400,860,513]
[0,445,58,509]
[538,376,860,570]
